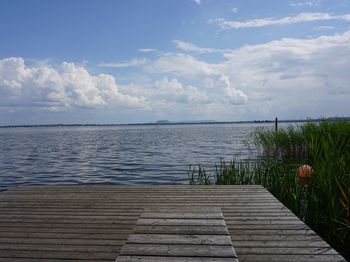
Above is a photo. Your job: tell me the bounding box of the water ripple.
[0,123,277,191]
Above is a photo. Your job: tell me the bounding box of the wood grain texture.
[117,207,237,261]
[0,185,346,262]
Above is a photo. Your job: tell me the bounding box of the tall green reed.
[188,120,350,259]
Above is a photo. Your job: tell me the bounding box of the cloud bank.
[1,30,350,123]
[143,30,350,118]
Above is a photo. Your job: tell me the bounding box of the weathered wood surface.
[116,207,238,261]
[0,185,346,262]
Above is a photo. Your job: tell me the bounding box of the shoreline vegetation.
[188,120,350,260]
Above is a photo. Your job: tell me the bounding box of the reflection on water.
[0,123,278,190]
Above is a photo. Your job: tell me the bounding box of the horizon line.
[1,116,349,128]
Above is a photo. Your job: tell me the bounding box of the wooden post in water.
[275,117,278,132]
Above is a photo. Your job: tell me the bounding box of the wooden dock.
[0,185,346,262]
[117,207,238,262]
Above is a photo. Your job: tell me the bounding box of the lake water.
[0,123,281,191]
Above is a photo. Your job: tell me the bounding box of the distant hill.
[154,120,217,124]
[155,120,171,124]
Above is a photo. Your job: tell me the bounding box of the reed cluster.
[188,120,350,259]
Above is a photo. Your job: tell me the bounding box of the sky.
[0,0,350,125]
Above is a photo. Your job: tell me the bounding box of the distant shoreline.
[1,117,349,128]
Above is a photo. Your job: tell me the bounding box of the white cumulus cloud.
[3,29,350,122]
[0,57,148,111]
[154,76,208,104]
[218,30,350,116]
[219,75,248,105]
[145,53,216,77]
[143,30,350,118]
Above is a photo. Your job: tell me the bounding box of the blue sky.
[1,0,350,124]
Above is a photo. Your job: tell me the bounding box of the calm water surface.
[0,123,280,191]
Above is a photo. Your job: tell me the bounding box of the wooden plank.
[116,256,238,262]
[127,234,232,245]
[232,240,329,248]
[0,215,140,220]
[0,232,129,240]
[141,213,223,218]
[143,207,222,213]
[0,228,131,234]
[0,210,142,215]
[116,207,237,261]
[235,246,337,255]
[227,224,309,230]
[0,243,121,252]
[0,238,125,245]
[228,229,316,235]
[238,254,346,262]
[0,222,134,229]
[133,225,229,235]
[224,216,298,221]
[230,234,323,241]
[226,220,305,225]
[0,259,112,262]
[136,218,226,226]
[1,194,272,199]
[0,223,133,229]
[7,185,264,190]
[0,218,138,224]
[0,250,117,260]
[0,202,283,207]
[119,243,236,257]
